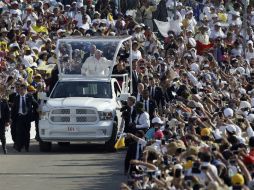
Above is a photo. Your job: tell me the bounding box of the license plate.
[67,127,78,132]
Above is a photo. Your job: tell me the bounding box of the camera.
[237,118,245,123]
[147,170,156,180]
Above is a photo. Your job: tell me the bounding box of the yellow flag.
[114,136,125,150]
[32,25,49,34]
[108,13,113,21]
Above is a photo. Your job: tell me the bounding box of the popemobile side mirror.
[39,92,49,102]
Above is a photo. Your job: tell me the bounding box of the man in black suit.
[11,83,38,152]
[131,59,141,94]
[120,96,137,133]
[8,82,21,146]
[142,89,157,120]
[124,131,146,175]
[132,83,144,102]
[148,77,165,109]
[0,95,10,154]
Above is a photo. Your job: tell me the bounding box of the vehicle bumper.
[39,120,114,142]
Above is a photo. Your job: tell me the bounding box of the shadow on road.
[52,158,126,190]
[5,141,126,155]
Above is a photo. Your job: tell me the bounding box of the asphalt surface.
[0,142,126,190]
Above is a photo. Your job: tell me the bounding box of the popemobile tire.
[105,121,118,152]
[39,141,52,152]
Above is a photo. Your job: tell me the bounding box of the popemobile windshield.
[56,36,133,80]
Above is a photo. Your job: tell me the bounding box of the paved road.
[0,142,126,190]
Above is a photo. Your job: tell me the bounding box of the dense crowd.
[1,0,254,189]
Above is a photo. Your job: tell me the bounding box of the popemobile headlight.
[40,106,50,120]
[98,111,113,121]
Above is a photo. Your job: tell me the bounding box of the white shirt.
[81,56,112,76]
[74,12,83,27]
[19,95,27,114]
[135,112,150,129]
[27,39,43,51]
[22,12,38,24]
[246,49,254,62]
[22,55,34,68]
[210,28,226,40]
[131,50,142,61]
[135,138,147,160]
[79,23,90,30]
[136,93,142,102]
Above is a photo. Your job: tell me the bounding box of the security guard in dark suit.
[120,96,137,133]
[0,96,10,154]
[11,83,38,152]
[8,82,21,147]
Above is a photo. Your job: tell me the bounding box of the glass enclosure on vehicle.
[51,81,112,99]
[56,36,132,79]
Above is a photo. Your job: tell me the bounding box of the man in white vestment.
[81,50,112,76]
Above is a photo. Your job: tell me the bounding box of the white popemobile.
[39,36,133,152]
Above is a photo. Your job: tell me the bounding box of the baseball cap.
[231,173,244,186]
[152,117,163,125]
[154,130,164,140]
[201,128,210,137]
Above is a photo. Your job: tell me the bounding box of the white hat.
[239,88,246,95]
[9,43,20,49]
[215,22,222,27]
[134,25,141,30]
[0,28,8,33]
[248,40,254,46]
[186,10,193,15]
[190,63,199,73]
[223,108,234,118]
[168,118,178,128]
[174,164,183,170]
[109,32,116,36]
[101,19,108,24]
[11,1,18,5]
[152,117,163,124]
[226,124,236,133]
[57,29,66,34]
[211,14,218,18]
[31,47,39,52]
[158,57,164,61]
[11,10,19,15]
[31,62,38,68]
[239,101,251,109]
[236,67,245,75]
[247,114,254,123]
[188,38,196,47]
[231,10,240,17]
